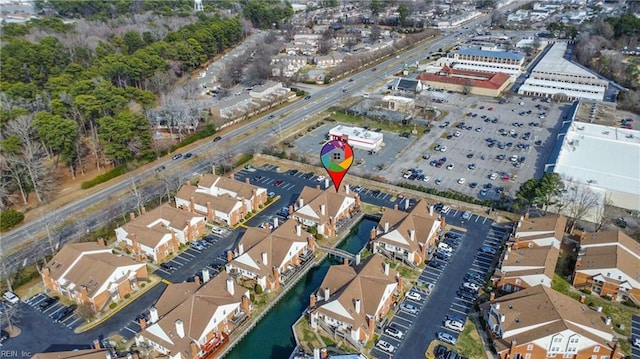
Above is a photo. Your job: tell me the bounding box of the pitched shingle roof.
[496,245,559,281]
[198,174,261,200]
[176,184,240,213]
[512,214,566,247]
[374,200,441,253]
[294,185,358,225]
[576,230,640,286]
[416,66,511,90]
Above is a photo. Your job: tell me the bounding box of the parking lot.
[373,209,511,359]
[632,315,640,359]
[25,293,84,331]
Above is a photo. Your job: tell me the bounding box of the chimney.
[97,238,106,247]
[307,236,315,251]
[409,229,415,241]
[141,207,146,215]
[93,339,101,350]
[384,222,389,233]
[394,203,399,210]
[321,348,328,359]
[194,275,201,286]
[175,319,185,338]
[139,317,147,330]
[149,307,159,323]
[384,262,390,276]
[500,313,506,323]
[579,295,586,303]
[261,252,268,265]
[288,205,294,215]
[397,274,404,292]
[316,185,320,190]
[605,316,612,325]
[343,257,349,266]
[298,198,304,208]
[129,213,135,220]
[355,253,361,265]
[241,294,250,313]
[324,178,330,189]
[190,342,199,359]
[324,287,330,300]
[314,348,320,359]
[296,224,302,237]
[429,205,434,216]
[202,268,210,283]
[245,177,250,184]
[370,227,376,239]
[238,243,244,255]
[273,217,279,228]
[510,339,517,355]
[490,292,496,301]
[309,293,316,308]
[354,298,361,313]
[517,216,523,228]
[524,212,530,220]
[345,184,350,194]
[189,196,195,213]
[320,204,326,216]
[226,277,235,296]
[226,250,233,262]
[495,302,500,310]
[596,306,603,312]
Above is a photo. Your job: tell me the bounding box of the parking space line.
[67,317,82,327]
[393,317,413,327]
[181,252,196,258]
[123,326,137,334]
[46,305,64,315]
[450,308,468,316]
[171,256,189,264]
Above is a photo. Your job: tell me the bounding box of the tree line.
[0,10,254,210]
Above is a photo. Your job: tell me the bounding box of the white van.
[438,242,453,253]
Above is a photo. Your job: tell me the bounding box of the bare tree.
[593,194,614,232]
[461,79,473,95]
[563,185,600,233]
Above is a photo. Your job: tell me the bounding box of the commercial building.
[328,125,384,151]
[41,242,148,312]
[416,66,513,97]
[439,48,525,76]
[573,230,640,304]
[546,101,640,211]
[518,42,608,101]
[482,285,624,359]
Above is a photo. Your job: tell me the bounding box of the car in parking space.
[401,302,419,314]
[38,295,59,310]
[435,345,448,359]
[633,335,640,348]
[267,191,276,198]
[465,271,484,281]
[446,313,466,324]
[445,320,464,332]
[52,304,77,323]
[3,291,19,304]
[489,172,498,180]
[480,188,488,196]
[315,175,326,182]
[212,226,224,235]
[437,332,457,345]
[440,205,451,214]
[469,182,478,189]
[457,289,476,301]
[463,282,481,291]
[161,263,176,271]
[302,172,314,179]
[461,211,472,220]
[406,291,422,301]
[480,246,497,255]
[446,163,455,170]
[457,178,465,184]
[191,241,206,251]
[384,325,405,339]
[273,180,284,187]
[376,339,395,353]
[287,169,299,175]
[435,251,451,260]
[435,179,442,185]
[428,260,445,269]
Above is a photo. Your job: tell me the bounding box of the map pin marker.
[320,139,354,192]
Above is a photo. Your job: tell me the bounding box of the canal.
[224,219,377,359]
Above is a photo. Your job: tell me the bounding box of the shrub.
[81,165,128,189]
[124,293,131,299]
[170,124,216,151]
[580,288,592,294]
[141,283,146,288]
[250,293,256,302]
[623,299,640,308]
[0,208,24,231]
[109,303,117,309]
[254,284,263,294]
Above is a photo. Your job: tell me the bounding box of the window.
[563,353,573,358]
[600,357,609,359]
[594,346,600,353]
[570,337,579,344]
[525,354,531,359]
[553,336,563,343]
[527,345,533,351]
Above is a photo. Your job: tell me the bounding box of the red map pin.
[320,140,354,191]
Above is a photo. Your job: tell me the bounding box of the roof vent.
[508,304,513,310]
[515,318,520,323]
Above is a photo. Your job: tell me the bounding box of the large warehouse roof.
[457,48,524,61]
[553,121,640,197]
[532,42,599,78]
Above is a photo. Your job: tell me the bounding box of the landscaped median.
[74,273,162,333]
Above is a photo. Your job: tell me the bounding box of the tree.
[370,0,383,17]
[593,194,613,232]
[97,111,152,166]
[398,4,410,26]
[537,172,562,213]
[515,178,539,213]
[562,185,600,233]
[34,112,79,177]
[369,25,381,43]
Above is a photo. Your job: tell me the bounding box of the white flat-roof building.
[518,42,609,101]
[328,125,383,151]
[439,48,525,76]
[546,103,640,211]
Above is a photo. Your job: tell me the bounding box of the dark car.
[428,260,445,269]
[184,152,193,159]
[213,136,222,142]
[435,345,449,359]
[287,169,299,175]
[135,312,150,322]
[304,95,311,100]
[273,180,284,187]
[38,296,59,310]
[457,290,476,301]
[303,172,315,179]
[52,304,77,323]
[161,263,176,271]
[435,251,451,261]
[446,313,466,324]
[0,329,8,344]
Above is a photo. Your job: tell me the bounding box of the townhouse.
[482,285,624,359]
[290,184,360,237]
[308,254,403,346]
[175,174,267,227]
[510,214,566,249]
[493,243,559,293]
[573,230,640,304]
[370,200,444,265]
[41,242,148,312]
[225,219,315,291]
[115,204,207,263]
[136,274,251,359]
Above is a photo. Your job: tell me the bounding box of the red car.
[502,175,510,182]
[273,180,284,187]
[488,107,494,111]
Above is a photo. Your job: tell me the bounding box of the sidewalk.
[470,312,498,359]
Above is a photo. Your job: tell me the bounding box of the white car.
[453,131,461,137]
[461,211,472,220]
[446,163,454,170]
[212,227,224,235]
[440,205,451,214]
[384,326,405,339]
[489,172,498,180]
[633,336,640,348]
[406,291,422,301]
[403,171,412,179]
[445,320,464,332]
[457,178,466,184]
[440,145,447,152]
[463,282,480,291]
[438,242,453,253]
[316,175,326,182]
[376,340,395,353]
[2,291,19,304]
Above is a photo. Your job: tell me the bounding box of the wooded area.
[0,1,293,213]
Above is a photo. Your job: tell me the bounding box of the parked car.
[428,260,445,269]
[191,241,206,251]
[406,291,422,301]
[376,340,395,353]
[480,246,497,255]
[38,295,59,310]
[2,291,19,304]
[212,227,224,235]
[437,332,457,345]
[435,251,451,261]
[461,211,472,220]
[52,304,77,323]
[446,313,466,324]
[267,191,276,198]
[160,263,176,271]
[401,302,419,314]
[463,282,480,291]
[457,289,476,301]
[384,325,405,339]
[273,180,284,187]
[445,320,464,332]
[435,345,449,359]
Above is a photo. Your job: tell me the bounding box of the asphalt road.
[632,315,640,359]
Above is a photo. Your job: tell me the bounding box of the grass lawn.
[327,110,428,135]
[455,319,487,359]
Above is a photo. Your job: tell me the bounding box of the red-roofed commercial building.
[416,66,514,97]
